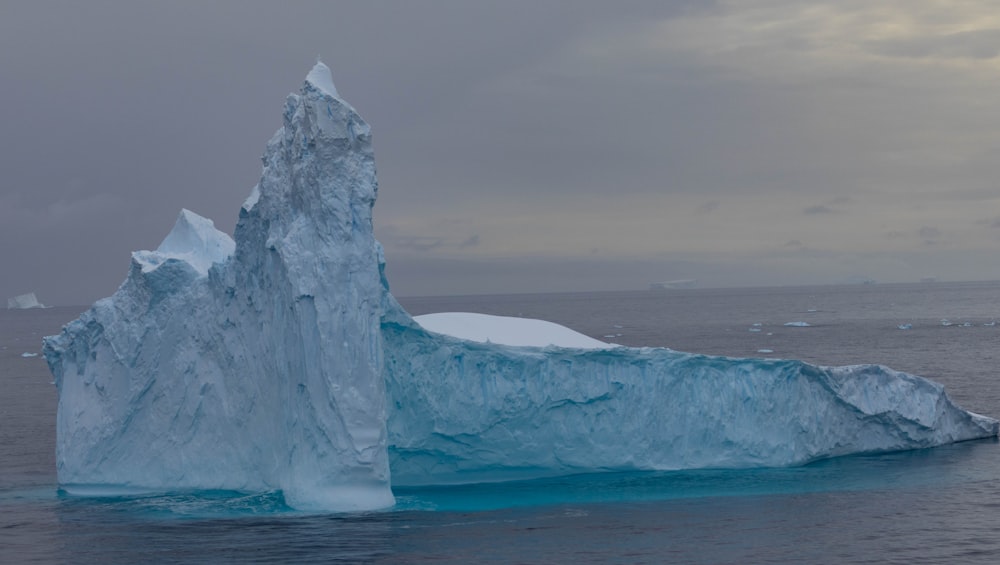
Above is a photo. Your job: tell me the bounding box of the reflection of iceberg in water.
[7,292,45,309]
[43,62,998,512]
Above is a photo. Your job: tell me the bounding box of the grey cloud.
[803,205,835,215]
[917,226,941,239]
[387,237,446,253]
[918,226,943,246]
[4,1,1000,304]
[697,201,720,215]
[865,29,1000,60]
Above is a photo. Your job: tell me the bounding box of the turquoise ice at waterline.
[42,62,998,512]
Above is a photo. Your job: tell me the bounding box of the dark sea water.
[2,282,1000,564]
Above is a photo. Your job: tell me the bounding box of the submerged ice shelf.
[43,62,999,511]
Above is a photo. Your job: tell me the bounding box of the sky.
[4,1,1000,305]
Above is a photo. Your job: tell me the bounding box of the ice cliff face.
[44,62,998,511]
[43,62,392,511]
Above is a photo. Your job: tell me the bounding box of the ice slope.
[43,61,998,510]
[384,300,999,485]
[43,61,393,511]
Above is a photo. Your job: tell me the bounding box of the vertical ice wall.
[43,62,393,511]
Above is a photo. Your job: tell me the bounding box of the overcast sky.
[4,1,1000,305]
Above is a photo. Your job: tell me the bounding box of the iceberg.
[44,61,392,512]
[43,62,998,511]
[7,292,45,309]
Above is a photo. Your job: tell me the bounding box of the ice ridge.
[43,62,999,512]
[382,299,998,485]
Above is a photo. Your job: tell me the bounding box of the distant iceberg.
[42,62,999,512]
[7,292,45,309]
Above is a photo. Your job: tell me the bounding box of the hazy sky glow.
[4,1,1000,305]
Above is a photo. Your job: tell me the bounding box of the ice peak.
[133,208,234,276]
[305,60,339,98]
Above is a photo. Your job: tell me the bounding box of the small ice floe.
[961,322,973,327]
[752,322,762,327]
[613,325,623,329]
[757,349,774,354]
[748,327,762,333]
[807,309,818,313]
[984,321,997,327]
[940,319,952,327]
[766,332,773,336]
[21,352,39,358]
[784,321,811,327]
[897,324,912,330]
[603,335,617,339]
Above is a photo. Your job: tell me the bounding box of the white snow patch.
[784,321,811,327]
[242,184,260,212]
[305,60,339,98]
[132,209,234,276]
[414,312,615,349]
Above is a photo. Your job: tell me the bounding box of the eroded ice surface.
[384,299,998,485]
[43,62,999,511]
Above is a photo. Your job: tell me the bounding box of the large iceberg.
[44,62,998,511]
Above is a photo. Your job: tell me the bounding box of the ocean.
[2,281,999,563]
